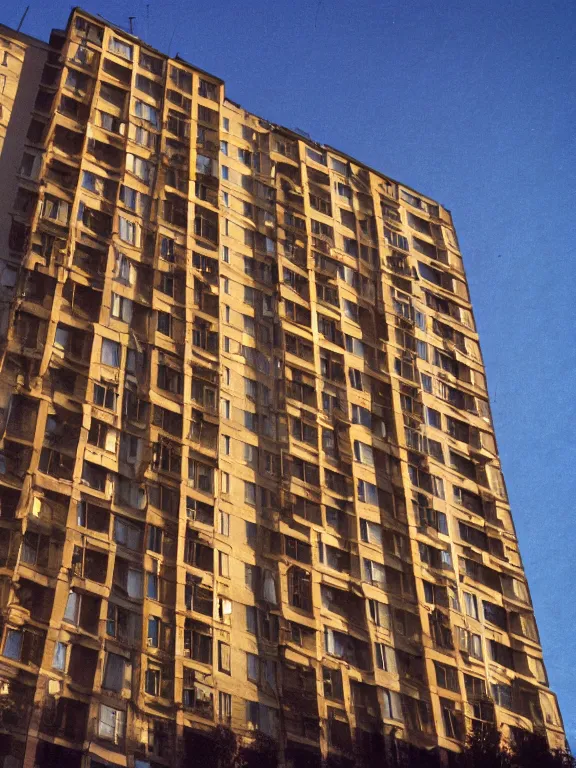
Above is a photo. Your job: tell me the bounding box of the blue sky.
[10,0,576,746]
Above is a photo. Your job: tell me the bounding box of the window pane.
[3,629,22,660]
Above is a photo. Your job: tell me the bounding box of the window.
[354,440,374,467]
[114,251,135,285]
[375,643,396,672]
[93,382,118,410]
[349,368,363,390]
[98,704,126,743]
[416,340,428,361]
[111,293,132,323]
[134,99,159,126]
[310,219,333,238]
[145,663,161,695]
[364,559,386,589]
[382,688,403,721]
[335,182,351,198]
[244,481,256,506]
[243,442,257,466]
[246,606,257,635]
[3,629,23,661]
[100,339,120,367]
[103,653,126,692]
[350,405,371,429]
[114,517,142,552]
[218,551,230,577]
[306,148,326,165]
[42,196,69,223]
[357,479,378,505]
[160,237,175,262]
[435,662,460,692]
[119,185,138,211]
[123,567,143,599]
[0,265,17,288]
[369,599,390,628]
[483,600,507,629]
[184,622,212,663]
[126,153,152,183]
[246,652,259,682]
[421,373,432,393]
[492,683,513,710]
[343,237,358,257]
[384,228,409,251]
[118,216,138,244]
[222,117,230,132]
[360,519,382,545]
[140,50,163,74]
[441,698,463,740]
[426,407,442,429]
[343,299,359,322]
[465,674,487,699]
[169,65,192,92]
[132,124,152,147]
[245,522,257,548]
[87,419,117,453]
[21,531,44,564]
[322,667,344,701]
[220,434,231,456]
[52,641,68,671]
[109,36,132,59]
[237,148,251,166]
[146,570,159,600]
[157,311,172,337]
[415,310,426,330]
[330,156,348,174]
[457,628,484,660]
[148,617,160,648]
[220,471,230,494]
[188,459,213,494]
[218,511,230,536]
[146,525,163,555]
[433,347,458,376]
[291,417,317,446]
[199,78,218,99]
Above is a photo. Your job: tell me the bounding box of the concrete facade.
[0,8,565,768]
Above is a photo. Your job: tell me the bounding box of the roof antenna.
[167,23,177,56]
[128,16,136,34]
[16,5,30,32]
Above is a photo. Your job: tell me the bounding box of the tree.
[509,732,575,768]
[183,724,575,768]
[213,724,240,768]
[462,725,511,768]
[238,731,278,768]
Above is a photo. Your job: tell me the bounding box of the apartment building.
[0,8,565,768]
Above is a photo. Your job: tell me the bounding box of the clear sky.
[8,0,576,746]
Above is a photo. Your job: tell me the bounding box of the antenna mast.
[16,5,30,32]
